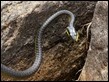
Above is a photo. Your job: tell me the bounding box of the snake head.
[67,25,78,41]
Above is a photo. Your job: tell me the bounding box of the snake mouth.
[75,32,79,42]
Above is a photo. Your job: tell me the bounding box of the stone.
[1,1,97,81]
[78,1,108,81]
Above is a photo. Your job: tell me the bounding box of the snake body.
[1,10,76,77]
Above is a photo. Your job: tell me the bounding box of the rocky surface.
[78,1,108,81]
[1,1,97,81]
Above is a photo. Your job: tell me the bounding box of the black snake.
[1,10,77,77]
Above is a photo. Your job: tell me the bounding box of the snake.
[1,10,77,77]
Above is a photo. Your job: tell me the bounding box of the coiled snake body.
[1,10,77,77]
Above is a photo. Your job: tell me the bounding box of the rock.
[1,1,96,81]
[78,1,108,81]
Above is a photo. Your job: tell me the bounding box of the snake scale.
[1,10,77,77]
